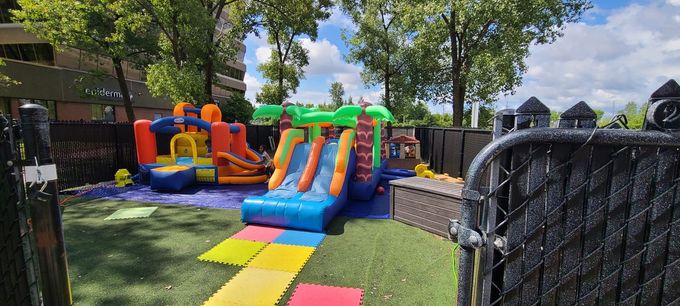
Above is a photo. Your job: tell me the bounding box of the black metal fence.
[46,121,487,190]
[48,121,137,190]
[415,127,492,178]
[0,115,39,305]
[452,80,680,305]
[47,122,279,190]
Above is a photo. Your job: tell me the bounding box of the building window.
[0,44,55,65]
[153,113,163,120]
[18,98,57,120]
[217,65,245,81]
[91,104,115,122]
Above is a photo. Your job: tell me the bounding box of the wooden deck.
[389,177,463,237]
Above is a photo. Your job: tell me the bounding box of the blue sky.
[243,0,680,115]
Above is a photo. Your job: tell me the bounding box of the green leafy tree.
[244,0,331,105]
[347,95,354,105]
[329,81,345,109]
[0,59,20,87]
[341,0,420,118]
[408,0,591,126]
[620,101,647,129]
[14,0,157,122]
[219,94,254,123]
[136,0,213,103]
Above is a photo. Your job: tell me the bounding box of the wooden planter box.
[389,177,462,237]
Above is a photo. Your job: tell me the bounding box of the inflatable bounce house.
[133,102,266,191]
[241,101,394,232]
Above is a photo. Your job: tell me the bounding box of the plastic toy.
[114,169,134,187]
[414,163,435,179]
[133,103,266,191]
[241,101,394,232]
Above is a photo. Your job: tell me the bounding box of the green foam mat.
[104,207,158,220]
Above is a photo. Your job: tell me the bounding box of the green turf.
[62,199,457,305]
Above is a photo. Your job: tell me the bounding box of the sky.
[242,0,680,115]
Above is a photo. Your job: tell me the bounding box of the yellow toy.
[115,169,134,187]
[414,163,435,179]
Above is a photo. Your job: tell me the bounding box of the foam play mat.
[202,267,296,306]
[287,283,364,306]
[273,230,326,247]
[231,225,285,243]
[198,238,267,266]
[248,244,315,273]
[104,207,158,220]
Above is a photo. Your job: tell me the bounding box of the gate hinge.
[448,219,486,249]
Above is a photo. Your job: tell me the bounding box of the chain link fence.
[453,80,680,305]
[0,115,40,306]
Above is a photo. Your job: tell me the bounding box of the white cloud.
[321,7,355,30]
[244,73,262,101]
[668,0,680,6]
[300,38,358,75]
[255,47,271,65]
[508,1,680,114]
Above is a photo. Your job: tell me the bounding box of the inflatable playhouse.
[241,101,394,232]
[133,103,267,191]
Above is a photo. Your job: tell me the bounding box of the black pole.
[19,104,72,306]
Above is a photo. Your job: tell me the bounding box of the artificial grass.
[62,199,456,305]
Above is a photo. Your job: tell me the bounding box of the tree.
[347,95,354,105]
[0,59,20,87]
[408,0,591,126]
[15,0,157,122]
[329,81,345,109]
[244,0,331,105]
[341,0,418,117]
[219,94,254,123]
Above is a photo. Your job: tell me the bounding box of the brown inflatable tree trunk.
[355,102,373,182]
[279,102,293,133]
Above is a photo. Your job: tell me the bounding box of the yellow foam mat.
[198,238,267,266]
[247,243,315,273]
[203,267,296,306]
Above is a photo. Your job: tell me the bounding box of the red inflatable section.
[230,123,247,157]
[211,122,231,166]
[133,120,157,164]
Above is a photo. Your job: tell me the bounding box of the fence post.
[439,129,446,173]
[19,104,72,306]
[458,129,466,178]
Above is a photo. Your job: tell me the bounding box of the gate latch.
[448,219,486,249]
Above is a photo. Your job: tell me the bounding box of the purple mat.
[103,184,269,209]
[99,182,391,219]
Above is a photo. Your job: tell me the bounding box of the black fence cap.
[650,79,680,101]
[516,97,550,114]
[560,101,596,119]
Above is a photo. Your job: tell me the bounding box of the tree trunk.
[113,58,135,122]
[453,81,464,127]
[384,64,393,136]
[204,58,213,103]
[277,64,284,104]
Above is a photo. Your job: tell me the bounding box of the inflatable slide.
[241,129,356,232]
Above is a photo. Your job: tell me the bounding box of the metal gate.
[452,80,680,305]
[0,115,39,305]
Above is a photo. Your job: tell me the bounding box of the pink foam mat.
[230,225,285,243]
[287,283,364,306]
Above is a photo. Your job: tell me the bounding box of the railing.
[452,80,680,305]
